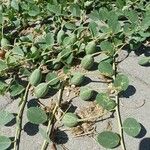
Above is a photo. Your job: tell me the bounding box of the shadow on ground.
[5,113,17,127]
[53,129,68,144]
[120,85,136,98]
[24,122,39,136]
[139,138,150,150]
[136,124,147,139]
[27,99,40,108]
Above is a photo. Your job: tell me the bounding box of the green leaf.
[57,29,65,44]
[58,47,73,64]
[39,127,51,143]
[28,5,40,16]
[0,136,11,150]
[107,12,121,34]
[0,5,2,25]
[123,118,141,137]
[70,4,81,17]
[99,8,109,21]
[12,46,24,57]
[63,37,71,46]
[89,10,100,21]
[138,57,150,66]
[65,53,74,65]
[97,131,120,149]
[63,66,70,74]
[27,107,47,124]
[100,41,115,56]
[10,82,25,97]
[19,68,31,77]
[64,22,76,30]
[96,93,116,111]
[98,61,114,77]
[45,33,54,47]
[58,48,72,60]
[11,0,19,11]
[0,60,7,71]
[0,110,14,126]
[116,0,126,9]
[123,23,134,35]
[0,81,8,95]
[46,72,60,86]
[113,74,129,92]
[108,18,121,34]
[113,38,123,47]
[89,21,99,37]
[124,10,139,25]
[47,4,61,15]
[141,14,150,30]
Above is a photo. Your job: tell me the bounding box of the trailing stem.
[13,83,30,150]
[113,58,126,150]
[41,82,64,150]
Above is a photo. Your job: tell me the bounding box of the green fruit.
[30,46,40,58]
[81,55,94,70]
[62,113,79,127]
[57,29,65,44]
[85,41,96,54]
[79,87,93,101]
[52,60,62,70]
[69,33,77,44]
[34,83,49,98]
[29,68,42,86]
[1,38,10,49]
[70,73,85,86]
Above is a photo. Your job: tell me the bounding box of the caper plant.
[0,0,149,150]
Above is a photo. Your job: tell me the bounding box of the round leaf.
[46,72,59,86]
[113,74,129,92]
[10,82,25,97]
[100,41,115,56]
[97,131,120,149]
[98,61,114,77]
[0,110,14,126]
[138,57,150,66]
[96,93,116,111]
[0,81,8,95]
[123,118,141,137]
[0,60,7,71]
[0,136,11,150]
[27,107,47,124]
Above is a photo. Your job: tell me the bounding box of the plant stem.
[41,83,64,150]
[40,104,57,150]
[13,83,30,150]
[91,51,101,57]
[115,94,126,150]
[113,58,126,150]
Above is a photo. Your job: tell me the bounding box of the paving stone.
[118,52,150,86]
[0,94,13,110]
[120,73,150,150]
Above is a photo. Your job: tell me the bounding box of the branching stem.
[113,58,126,150]
[41,83,64,150]
[13,83,30,150]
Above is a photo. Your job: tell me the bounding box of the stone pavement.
[0,51,150,150]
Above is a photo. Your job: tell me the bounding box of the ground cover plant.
[0,0,150,150]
